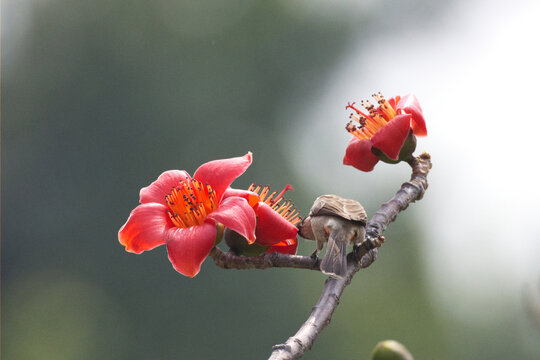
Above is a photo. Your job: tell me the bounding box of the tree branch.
[209,247,321,271]
[359,153,432,251]
[268,153,432,360]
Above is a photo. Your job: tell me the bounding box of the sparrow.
[299,194,367,278]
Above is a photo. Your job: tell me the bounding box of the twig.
[268,153,432,360]
[360,153,432,250]
[210,247,321,271]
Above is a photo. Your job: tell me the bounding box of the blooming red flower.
[118,153,257,277]
[343,93,427,172]
[223,184,300,255]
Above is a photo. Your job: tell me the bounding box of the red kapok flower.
[223,184,300,255]
[118,153,257,277]
[343,92,427,172]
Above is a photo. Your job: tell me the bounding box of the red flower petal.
[397,94,427,137]
[222,188,260,208]
[343,137,380,172]
[254,202,298,246]
[165,222,217,277]
[139,170,191,205]
[118,203,171,254]
[387,96,400,110]
[371,114,412,160]
[206,196,257,244]
[193,152,253,202]
[266,238,298,255]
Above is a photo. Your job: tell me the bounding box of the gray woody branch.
[210,153,432,360]
[210,247,321,271]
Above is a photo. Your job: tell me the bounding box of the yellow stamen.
[265,191,277,205]
[345,92,399,141]
[259,185,270,202]
[372,92,397,121]
[249,183,301,226]
[363,119,379,134]
[165,178,218,228]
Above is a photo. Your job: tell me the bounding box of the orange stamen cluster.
[248,184,301,226]
[165,178,218,228]
[345,92,400,140]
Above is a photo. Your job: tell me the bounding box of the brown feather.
[309,194,367,224]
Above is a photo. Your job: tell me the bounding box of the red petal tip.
[206,196,257,244]
[193,153,254,202]
[118,203,170,254]
[165,223,217,277]
[254,202,298,246]
[343,137,380,172]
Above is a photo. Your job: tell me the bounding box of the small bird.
[299,194,367,278]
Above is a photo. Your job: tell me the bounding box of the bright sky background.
[288,0,540,322]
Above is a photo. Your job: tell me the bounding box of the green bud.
[224,228,268,256]
[214,223,225,246]
[371,340,414,360]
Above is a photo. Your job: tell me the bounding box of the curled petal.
[387,96,400,110]
[371,114,412,160]
[118,203,170,254]
[206,196,257,244]
[222,188,260,208]
[266,238,298,255]
[397,94,427,137]
[139,170,191,205]
[343,137,380,172]
[193,152,253,202]
[254,202,298,246]
[165,222,217,278]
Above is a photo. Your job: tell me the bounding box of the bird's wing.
[320,231,348,278]
[310,195,367,223]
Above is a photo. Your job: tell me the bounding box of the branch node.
[271,344,291,352]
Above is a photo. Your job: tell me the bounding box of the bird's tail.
[320,233,347,278]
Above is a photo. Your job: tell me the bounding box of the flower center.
[248,184,301,226]
[345,92,399,140]
[165,178,218,228]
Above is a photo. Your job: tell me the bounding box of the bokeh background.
[3,0,540,359]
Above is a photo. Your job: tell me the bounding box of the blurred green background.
[3,0,540,359]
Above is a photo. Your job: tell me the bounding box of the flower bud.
[224,228,268,256]
[214,223,225,245]
[371,340,414,360]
